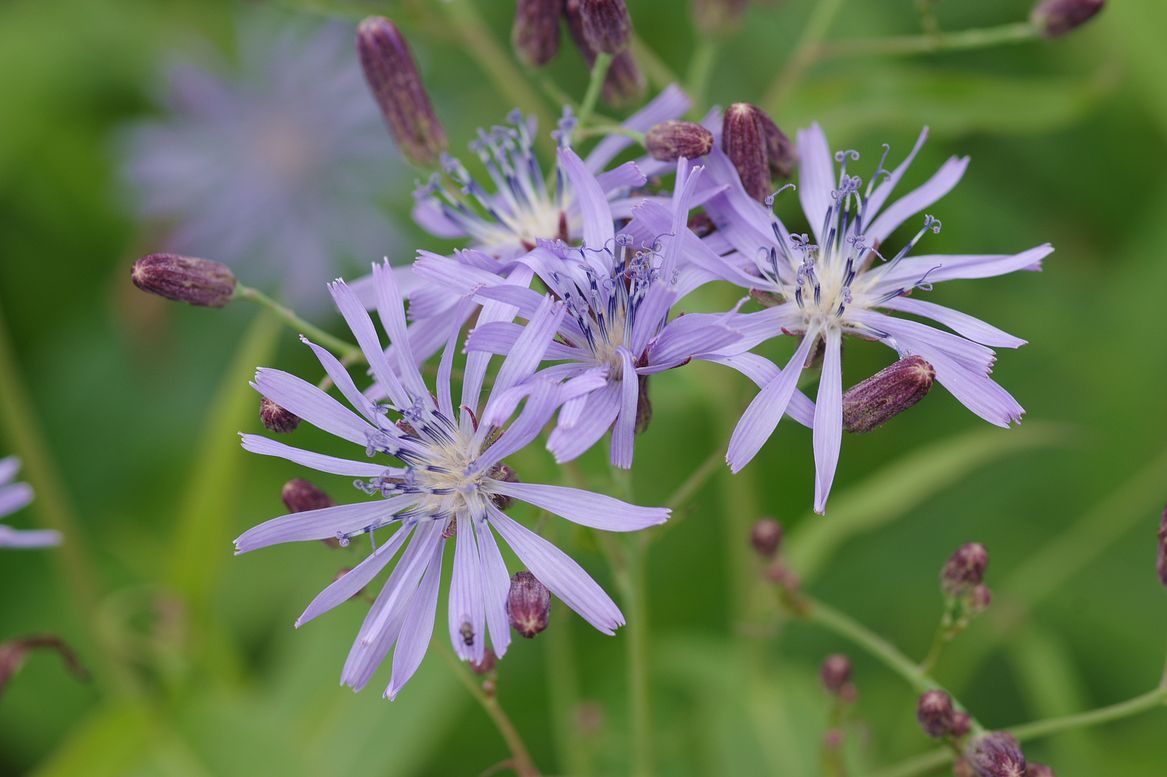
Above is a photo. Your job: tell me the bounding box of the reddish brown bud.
[512,0,561,67]
[281,479,335,514]
[842,356,935,433]
[690,0,748,38]
[508,571,551,638]
[820,654,852,694]
[917,690,957,738]
[750,518,783,558]
[260,397,300,434]
[1157,505,1167,588]
[470,648,497,675]
[755,110,796,179]
[951,710,972,738]
[941,543,989,597]
[968,584,992,614]
[1031,0,1104,38]
[579,0,632,54]
[357,17,446,166]
[564,1,644,106]
[1025,764,1055,777]
[965,732,1027,777]
[722,103,770,202]
[645,120,715,162]
[131,253,236,308]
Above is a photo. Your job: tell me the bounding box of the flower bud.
[281,478,334,514]
[579,0,632,54]
[750,518,783,558]
[965,732,1026,777]
[131,253,236,308]
[512,0,561,67]
[356,17,446,167]
[722,103,770,202]
[260,397,300,434]
[917,690,956,738]
[1025,764,1055,777]
[1157,505,1167,588]
[564,1,645,106]
[755,110,796,179]
[968,584,992,614]
[820,653,852,695]
[645,120,715,162]
[690,0,748,39]
[508,571,551,638]
[941,543,989,597]
[842,356,935,433]
[470,648,497,675]
[1030,0,1104,38]
[635,375,652,434]
[951,710,972,738]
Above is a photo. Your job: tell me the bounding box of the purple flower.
[702,125,1051,513]
[0,457,59,549]
[235,263,668,698]
[118,12,400,308]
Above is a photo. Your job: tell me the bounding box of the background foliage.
[1,0,1165,774]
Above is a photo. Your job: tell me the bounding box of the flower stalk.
[234,284,362,363]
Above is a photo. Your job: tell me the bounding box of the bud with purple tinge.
[1030,0,1104,38]
[965,732,1026,777]
[635,375,652,434]
[357,17,446,167]
[282,479,335,514]
[131,253,236,308]
[508,571,551,638]
[565,0,645,106]
[512,0,561,67]
[917,690,956,738]
[722,103,770,202]
[1157,505,1167,588]
[842,356,935,433]
[470,648,497,675]
[750,518,783,558]
[951,710,972,738]
[968,584,992,614]
[579,0,632,54]
[1025,764,1055,777]
[260,397,300,434]
[820,654,852,695]
[691,0,748,39]
[646,120,715,162]
[941,543,989,597]
[755,110,796,179]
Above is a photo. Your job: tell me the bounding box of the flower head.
[704,124,1051,513]
[235,263,668,698]
[0,457,60,549]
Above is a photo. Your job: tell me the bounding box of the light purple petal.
[867,156,969,244]
[0,526,62,549]
[488,480,668,532]
[879,296,1025,349]
[593,161,647,195]
[700,353,815,429]
[463,265,535,414]
[796,123,834,243]
[870,244,1052,291]
[474,518,512,658]
[386,535,445,699]
[547,383,621,463]
[559,147,614,249]
[372,262,427,398]
[301,337,379,421]
[328,279,410,410]
[489,297,565,396]
[448,511,486,662]
[812,329,843,515]
[0,482,33,517]
[234,497,414,553]
[474,380,559,472]
[239,434,390,477]
[610,350,639,468]
[863,127,929,221]
[296,524,413,627]
[413,198,467,239]
[0,457,19,486]
[646,315,740,370]
[252,368,375,446]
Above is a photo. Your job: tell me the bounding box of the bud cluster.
[915,690,970,739]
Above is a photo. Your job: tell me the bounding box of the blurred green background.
[1,0,1165,774]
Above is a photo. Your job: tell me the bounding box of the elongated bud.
[282,479,334,514]
[260,397,300,434]
[512,0,561,67]
[917,690,956,738]
[1030,0,1104,38]
[1025,764,1055,777]
[579,0,632,54]
[755,110,796,179]
[820,654,852,695]
[965,732,1026,777]
[750,518,783,558]
[691,0,748,39]
[508,571,551,638]
[565,1,644,106]
[1157,505,1167,588]
[941,543,989,597]
[646,120,715,162]
[357,17,446,166]
[842,356,935,433]
[131,253,235,308]
[722,103,770,202]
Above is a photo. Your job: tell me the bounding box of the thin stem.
[440,647,540,777]
[235,285,361,361]
[545,600,590,776]
[684,39,718,110]
[917,624,948,676]
[818,22,1039,61]
[573,125,646,144]
[666,446,723,513]
[622,536,653,777]
[630,35,679,91]
[577,53,613,130]
[761,0,846,111]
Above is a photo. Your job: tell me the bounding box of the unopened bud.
[968,584,992,614]
[954,759,977,777]
[645,120,714,162]
[1025,764,1055,777]
[512,0,561,67]
[579,0,632,54]
[917,690,956,738]
[564,1,644,106]
[1030,0,1104,38]
[722,103,770,202]
[357,17,446,166]
[820,654,852,694]
[691,0,748,39]
[260,397,300,434]
[282,479,335,514]
[965,732,1026,777]
[750,518,783,558]
[1157,505,1167,588]
[755,110,796,179]
[507,571,551,638]
[941,543,989,597]
[488,464,520,512]
[951,710,972,738]
[842,356,935,433]
[131,253,236,308]
[635,375,652,434]
[470,648,497,675]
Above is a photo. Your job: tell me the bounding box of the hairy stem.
[235,285,361,361]
[577,53,613,130]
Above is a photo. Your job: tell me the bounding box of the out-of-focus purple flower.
[118,13,399,308]
[0,458,59,549]
[702,124,1051,513]
[235,263,668,699]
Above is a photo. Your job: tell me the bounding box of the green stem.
[577,53,613,130]
[440,647,540,777]
[622,535,653,777]
[235,285,361,362]
[0,303,136,697]
[545,599,590,776]
[818,22,1039,61]
[684,39,718,110]
[574,125,646,144]
[761,0,846,111]
[630,35,679,91]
